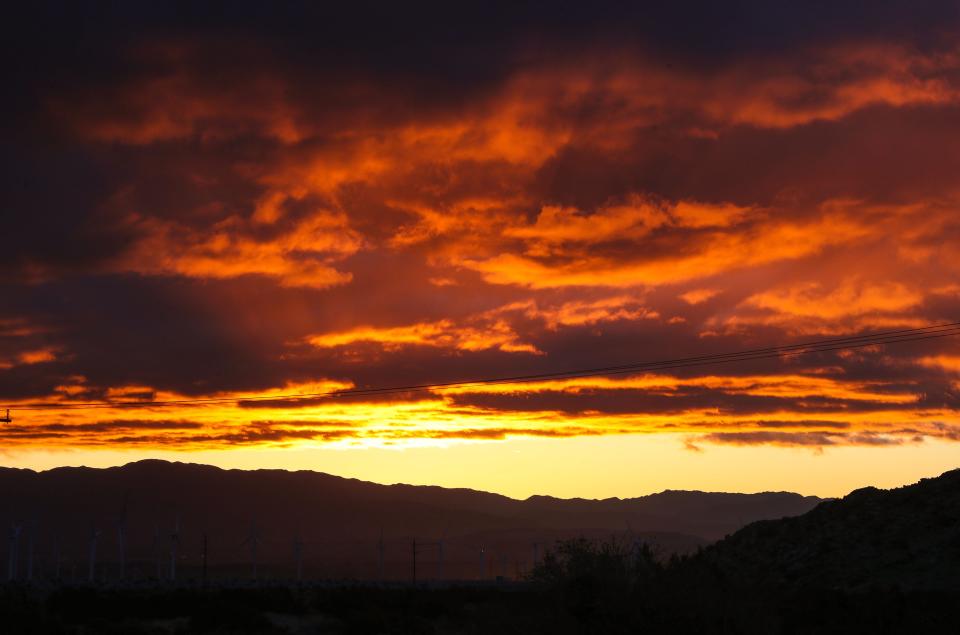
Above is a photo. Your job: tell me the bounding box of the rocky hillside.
[703,468,960,590]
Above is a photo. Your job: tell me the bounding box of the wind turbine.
[154,525,163,580]
[26,521,35,582]
[377,528,385,582]
[625,519,642,557]
[478,545,486,581]
[437,529,447,583]
[293,532,304,582]
[169,515,181,582]
[7,523,22,581]
[201,533,208,588]
[53,532,61,580]
[243,520,261,581]
[117,494,128,581]
[88,525,101,583]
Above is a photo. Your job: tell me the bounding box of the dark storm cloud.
[534,104,960,209]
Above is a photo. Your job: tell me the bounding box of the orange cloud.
[18,348,56,364]
[700,45,960,128]
[680,289,721,305]
[489,297,658,330]
[0,347,58,370]
[307,319,539,354]
[745,279,923,319]
[438,372,919,405]
[61,42,960,148]
[117,211,360,289]
[528,298,658,330]
[460,202,869,289]
[2,365,948,452]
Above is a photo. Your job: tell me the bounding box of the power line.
[3,322,959,412]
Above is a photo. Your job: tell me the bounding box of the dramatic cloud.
[3,1,960,454]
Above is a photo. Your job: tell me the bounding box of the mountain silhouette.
[0,460,822,582]
[701,468,960,591]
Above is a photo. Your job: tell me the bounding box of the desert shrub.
[530,537,662,633]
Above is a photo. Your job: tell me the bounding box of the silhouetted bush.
[528,537,661,633]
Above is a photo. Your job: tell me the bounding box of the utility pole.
[410,537,445,585]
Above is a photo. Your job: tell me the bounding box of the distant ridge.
[0,460,823,581]
[702,467,960,590]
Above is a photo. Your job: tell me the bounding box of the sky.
[3,1,960,498]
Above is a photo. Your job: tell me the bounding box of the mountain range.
[0,459,822,582]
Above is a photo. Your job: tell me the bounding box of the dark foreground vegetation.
[2,537,959,635]
[4,469,959,633]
